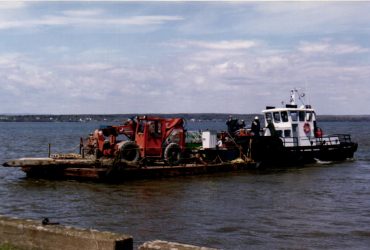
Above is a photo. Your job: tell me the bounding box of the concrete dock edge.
[0,215,133,250]
[0,215,217,250]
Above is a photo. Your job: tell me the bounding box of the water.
[1,120,370,249]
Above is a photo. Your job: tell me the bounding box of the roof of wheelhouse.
[261,89,315,114]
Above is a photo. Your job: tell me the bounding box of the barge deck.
[3,157,256,181]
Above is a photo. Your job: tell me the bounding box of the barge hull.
[4,158,256,181]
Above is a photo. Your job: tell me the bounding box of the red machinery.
[85,116,186,165]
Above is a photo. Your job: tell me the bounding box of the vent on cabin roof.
[286,104,297,108]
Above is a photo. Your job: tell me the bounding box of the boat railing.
[312,136,340,146]
[280,134,351,147]
[331,134,352,143]
[279,137,299,147]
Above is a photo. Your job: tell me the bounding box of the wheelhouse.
[261,90,341,147]
[262,105,317,146]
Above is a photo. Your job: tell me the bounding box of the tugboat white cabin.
[262,89,341,148]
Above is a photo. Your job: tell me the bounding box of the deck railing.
[279,134,352,147]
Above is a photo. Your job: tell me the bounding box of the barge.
[2,89,358,180]
[3,115,256,181]
[3,157,254,181]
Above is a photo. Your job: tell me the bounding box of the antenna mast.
[290,89,306,106]
[290,89,296,105]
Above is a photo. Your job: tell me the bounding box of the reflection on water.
[1,121,370,249]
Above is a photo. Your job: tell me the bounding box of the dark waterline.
[1,121,370,249]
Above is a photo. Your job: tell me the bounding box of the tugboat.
[231,89,358,166]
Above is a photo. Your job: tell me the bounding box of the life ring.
[303,123,311,134]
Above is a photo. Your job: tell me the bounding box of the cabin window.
[273,112,281,123]
[138,120,145,133]
[290,111,298,121]
[276,130,283,137]
[284,130,291,137]
[281,111,289,122]
[306,111,313,121]
[148,121,161,137]
[156,122,162,134]
[299,111,305,122]
[265,112,272,122]
[148,121,155,134]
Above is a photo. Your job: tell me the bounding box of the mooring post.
[48,143,51,158]
[80,137,84,158]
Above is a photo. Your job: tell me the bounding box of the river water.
[0,120,370,249]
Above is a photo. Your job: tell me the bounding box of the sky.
[0,1,370,115]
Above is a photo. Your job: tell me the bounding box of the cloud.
[298,42,330,54]
[233,2,370,37]
[62,9,104,17]
[1,38,370,115]
[59,63,114,72]
[111,15,184,25]
[298,41,369,55]
[163,38,370,114]
[0,16,66,29]
[0,8,184,30]
[1,2,370,114]
[175,40,258,50]
[0,2,26,9]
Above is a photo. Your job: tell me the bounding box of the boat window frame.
[290,111,298,122]
[312,112,316,121]
[273,112,281,123]
[281,111,289,122]
[265,112,273,123]
[306,111,313,121]
[299,111,305,122]
[284,129,291,137]
[276,130,283,137]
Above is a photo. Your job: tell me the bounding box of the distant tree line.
[0,113,255,122]
[0,114,369,122]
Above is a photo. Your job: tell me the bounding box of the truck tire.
[164,143,182,166]
[200,149,219,163]
[120,141,140,164]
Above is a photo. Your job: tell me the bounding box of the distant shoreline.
[1,114,370,122]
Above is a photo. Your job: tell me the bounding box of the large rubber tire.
[120,141,140,164]
[164,143,182,166]
[200,149,219,163]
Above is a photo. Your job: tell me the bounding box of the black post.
[80,137,84,158]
